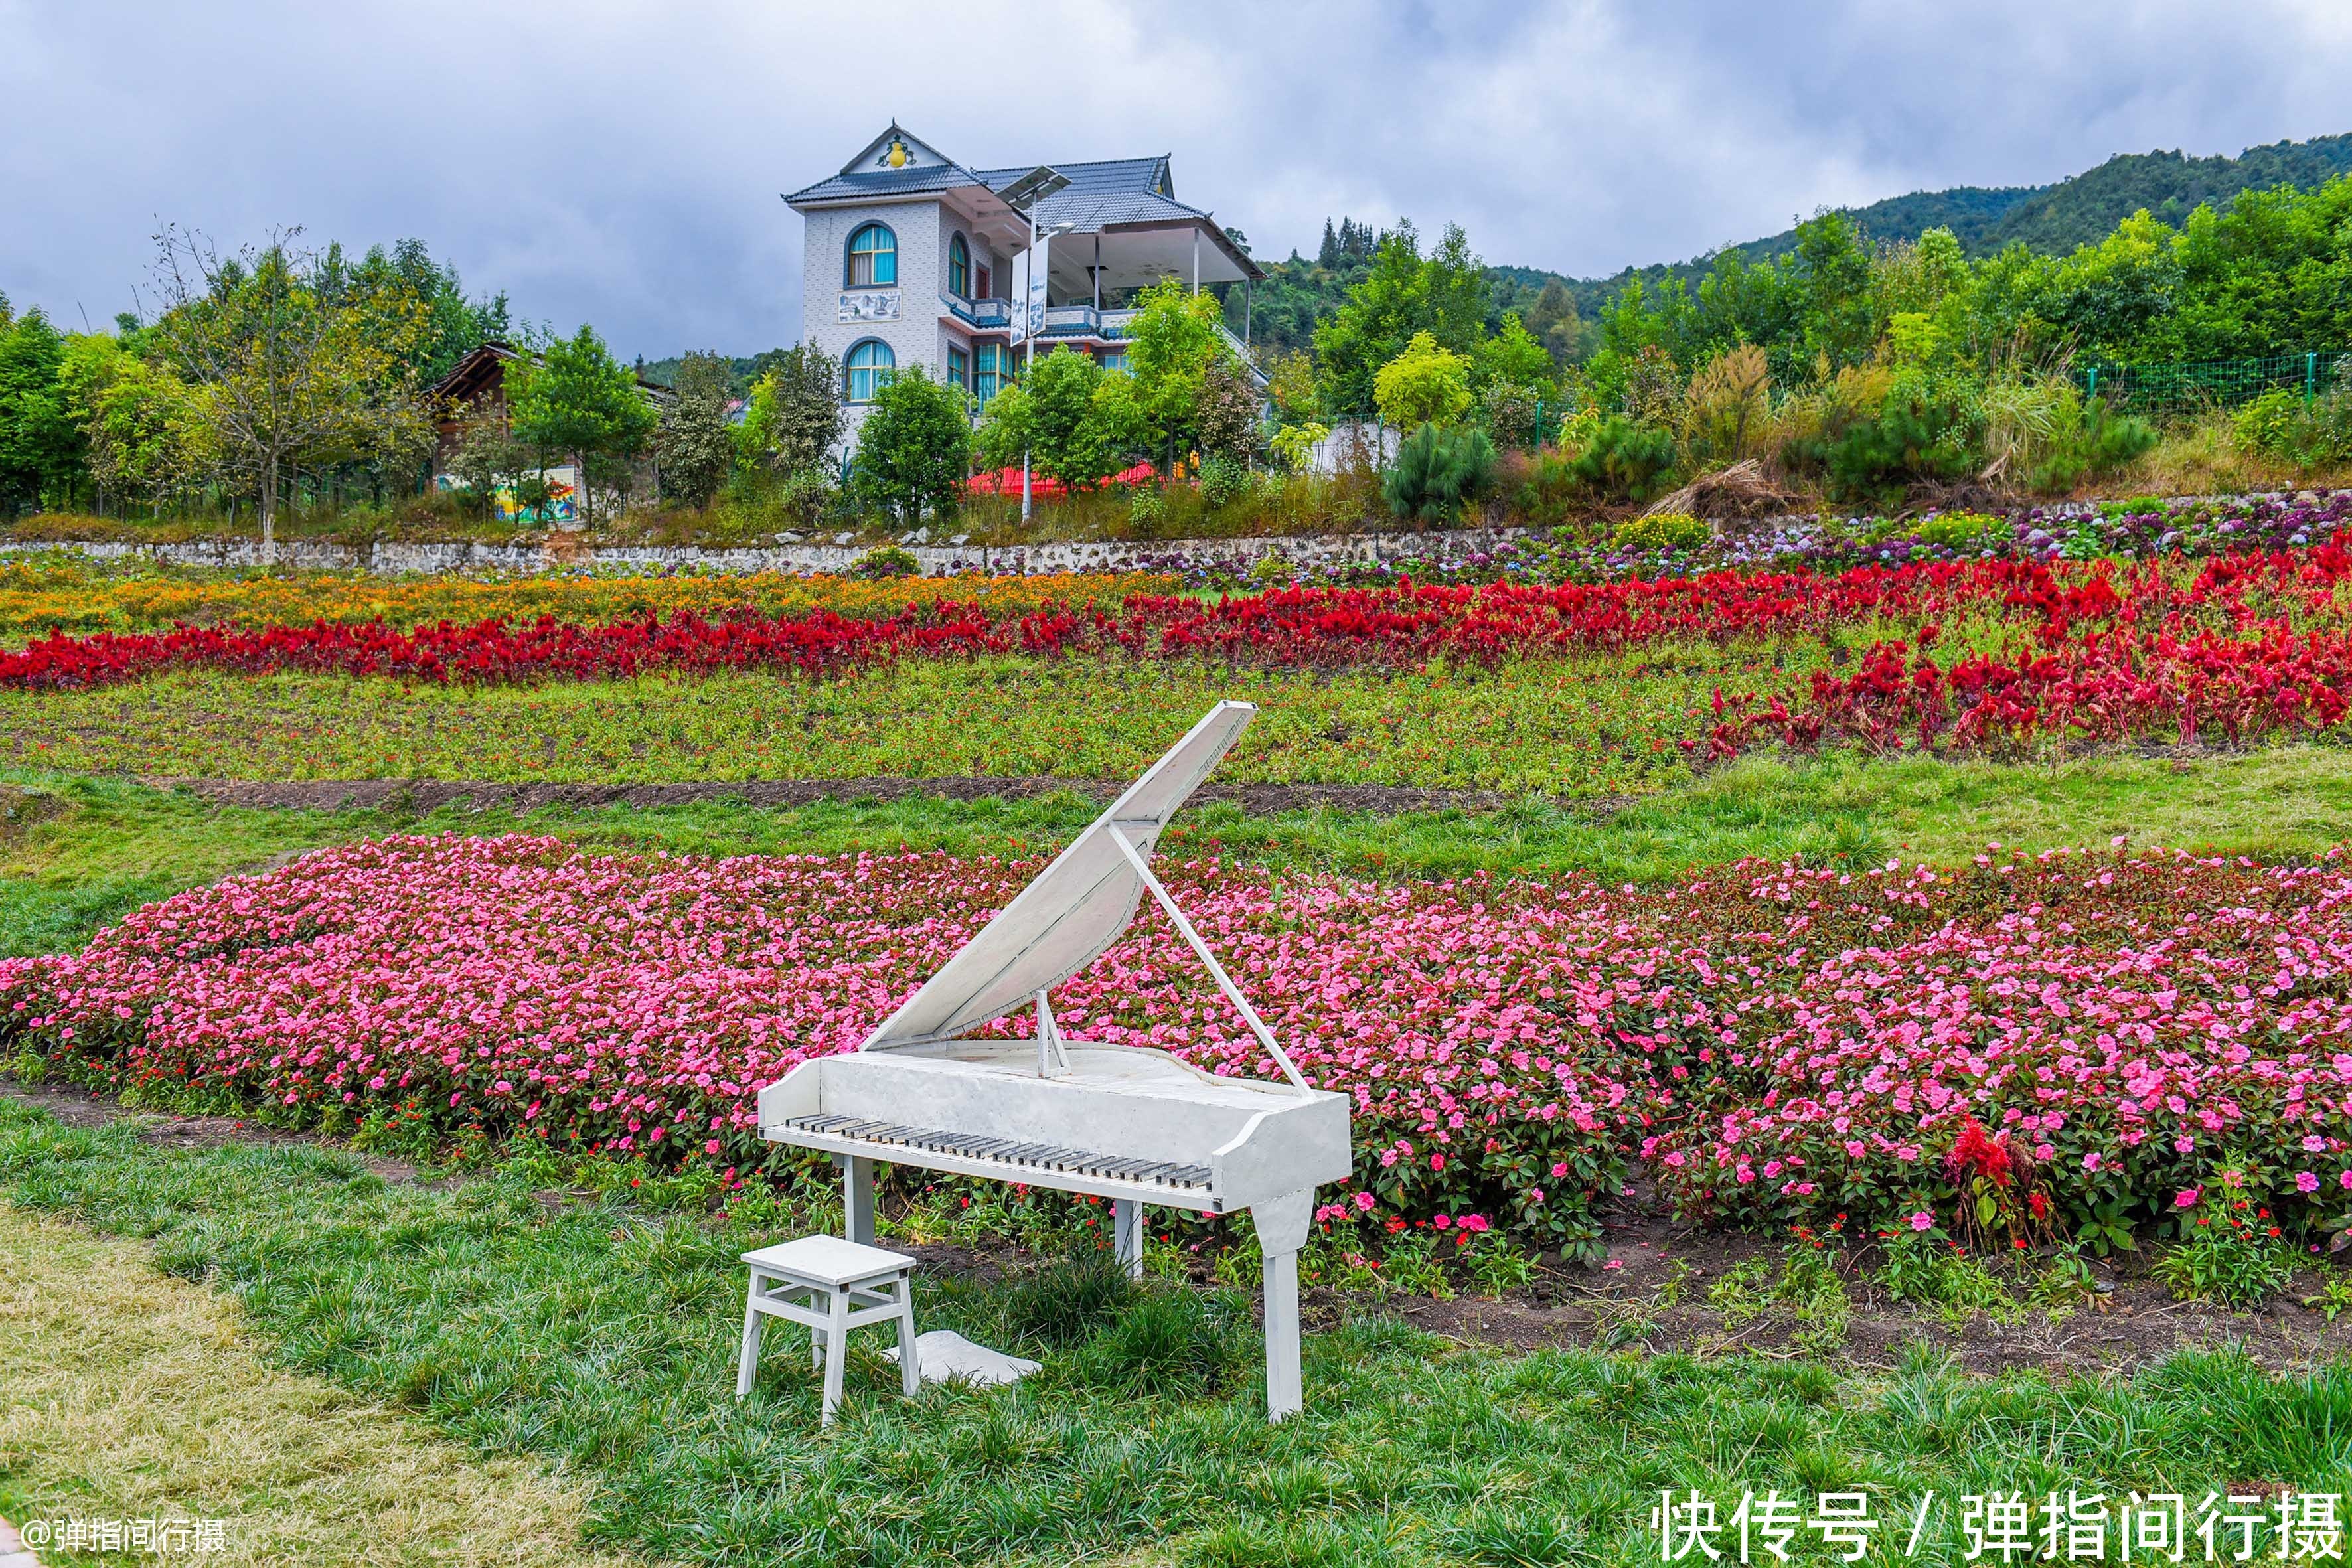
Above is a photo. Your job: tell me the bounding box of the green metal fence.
[2077,351,2351,417]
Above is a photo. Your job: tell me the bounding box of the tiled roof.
[783,162,993,206]
[789,152,1203,228]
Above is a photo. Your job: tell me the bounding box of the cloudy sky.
[6,0,2349,361]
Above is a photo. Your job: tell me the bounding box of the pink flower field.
[6,833,2349,1253]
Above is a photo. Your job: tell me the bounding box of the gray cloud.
[4,0,2347,359]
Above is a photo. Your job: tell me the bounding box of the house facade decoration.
[784,123,1265,439]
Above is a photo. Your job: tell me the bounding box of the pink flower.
[1602,1259,1623,1271]
[2296,1171,2320,1194]
[1353,1190,1375,1212]
[2175,1188,2201,1209]
[1910,1211,1934,1231]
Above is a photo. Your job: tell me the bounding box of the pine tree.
[1318,219,1338,269]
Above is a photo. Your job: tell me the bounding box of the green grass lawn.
[6,747,2352,957]
[0,657,1794,792]
[5,1095,2347,1568]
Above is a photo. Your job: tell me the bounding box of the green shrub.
[1565,416,1677,503]
[1126,484,1167,538]
[2151,1225,2295,1309]
[1826,384,1977,505]
[2029,398,2159,491]
[2234,384,2352,467]
[1382,424,1498,525]
[848,545,919,578]
[1611,511,1710,555]
[1198,454,1250,509]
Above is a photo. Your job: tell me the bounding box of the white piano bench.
[736,1235,922,1426]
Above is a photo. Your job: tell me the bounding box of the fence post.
[2308,352,2319,407]
[2086,366,2098,402]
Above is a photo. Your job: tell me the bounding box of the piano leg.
[1113,1199,1144,1279]
[1252,1188,1315,1423]
[838,1154,876,1245]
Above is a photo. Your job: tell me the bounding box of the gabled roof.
[426,341,674,405]
[966,155,1221,236]
[784,132,1261,280]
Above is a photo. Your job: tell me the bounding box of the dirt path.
[144,776,1603,819]
[0,1199,643,1568]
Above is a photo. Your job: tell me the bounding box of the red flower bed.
[12,546,2352,758]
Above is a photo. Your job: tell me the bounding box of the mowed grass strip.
[0,656,1798,793]
[0,1201,641,1568]
[3,1097,2351,1568]
[5,747,2352,957]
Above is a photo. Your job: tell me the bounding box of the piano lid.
[862,701,1256,1050]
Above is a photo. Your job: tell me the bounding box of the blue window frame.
[974,343,1015,405]
[1099,349,1130,374]
[844,339,896,402]
[947,234,971,299]
[945,345,970,392]
[845,222,897,288]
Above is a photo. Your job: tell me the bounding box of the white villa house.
[785,124,1265,437]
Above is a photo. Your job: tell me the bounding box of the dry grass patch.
[0,1202,643,1568]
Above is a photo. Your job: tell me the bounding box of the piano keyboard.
[777,1113,1215,1193]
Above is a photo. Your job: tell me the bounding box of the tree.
[443,408,525,520]
[738,344,842,479]
[850,366,968,520]
[504,324,658,527]
[975,347,1150,490]
[1194,356,1263,464]
[1314,223,1428,420]
[1373,332,1474,428]
[1522,279,1586,366]
[348,238,509,386]
[61,334,212,516]
[1474,312,1555,393]
[1265,350,1319,423]
[0,307,79,514]
[1124,278,1227,468]
[147,224,428,554]
[655,349,734,509]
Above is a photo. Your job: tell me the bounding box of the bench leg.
[735,1275,765,1401]
[1114,1198,1144,1279]
[894,1273,921,1399]
[819,1289,850,1427]
[1253,1188,1315,1423]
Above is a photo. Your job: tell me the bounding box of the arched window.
[947,233,971,299]
[844,339,896,402]
[845,223,897,288]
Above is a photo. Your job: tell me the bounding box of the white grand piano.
[757,702,1352,1419]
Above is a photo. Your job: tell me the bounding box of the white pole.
[1022,206,1036,523]
[1192,228,1200,293]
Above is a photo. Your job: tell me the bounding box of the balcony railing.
[944,295,1012,331]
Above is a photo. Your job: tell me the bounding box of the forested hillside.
[1239,133,2352,361]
